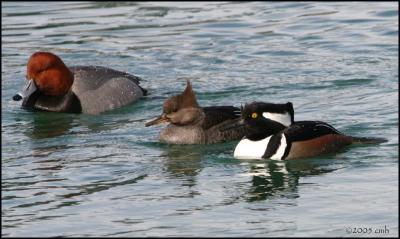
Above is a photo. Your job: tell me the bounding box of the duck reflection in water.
[21,112,74,140]
[242,158,340,202]
[159,142,341,202]
[160,143,235,187]
[161,144,207,180]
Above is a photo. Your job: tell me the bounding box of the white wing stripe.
[315,123,341,134]
[270,134,287,160]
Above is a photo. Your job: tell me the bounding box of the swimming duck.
[145,80,248,144]
[13,51,147,114]
[232,101,387,160]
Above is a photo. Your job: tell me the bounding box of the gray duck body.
[70,66,146,114]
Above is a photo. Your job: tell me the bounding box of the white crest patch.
[270,134,287,160]
[234,136,272,159]
[262,112,291,126]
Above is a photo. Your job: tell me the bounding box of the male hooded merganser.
[13,52,147,114]
[145,80,248,144]
[232,101,387,160]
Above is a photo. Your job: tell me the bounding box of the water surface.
[2,1,398,237]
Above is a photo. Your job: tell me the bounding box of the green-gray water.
[2,1,398,237]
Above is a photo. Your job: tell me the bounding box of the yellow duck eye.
[251,112,258,119]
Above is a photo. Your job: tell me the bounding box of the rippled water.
[2,1,398,237]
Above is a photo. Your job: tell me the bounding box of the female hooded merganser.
[13,52,147,114]
[232,101,387,160]
[145,80,248,144]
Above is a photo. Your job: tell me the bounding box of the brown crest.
[162,80,199,114]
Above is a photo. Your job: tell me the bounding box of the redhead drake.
[231,101,387,160]
[13,52,147,114]
[145,81,248,144]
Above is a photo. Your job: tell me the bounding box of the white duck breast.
[234,134,288,160]
[233,136,272,159]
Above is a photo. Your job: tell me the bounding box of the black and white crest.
[242,101,294,126]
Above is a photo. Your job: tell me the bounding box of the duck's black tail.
[351,136,388,144]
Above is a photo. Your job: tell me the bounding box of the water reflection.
[161,143,236,177]
[3,0,397,235]
[161,144,205,187]
[243,159,339,202]
[21,112,73,139]
[160,142,340,203]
